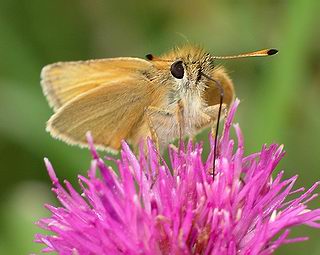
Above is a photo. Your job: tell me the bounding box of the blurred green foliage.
[0,0,319,254]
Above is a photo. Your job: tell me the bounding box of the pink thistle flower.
[35,99,320,255]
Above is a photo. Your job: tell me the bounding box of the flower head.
[35,99,320,254]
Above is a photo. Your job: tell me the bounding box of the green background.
[0,0,319,254]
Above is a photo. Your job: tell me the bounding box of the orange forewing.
[41,57,153,111]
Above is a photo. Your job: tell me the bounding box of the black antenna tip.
[146,54,153,60]
[267,49,278,56]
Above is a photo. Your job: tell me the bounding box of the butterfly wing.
[41,57,153,111]
[47,77,158,152]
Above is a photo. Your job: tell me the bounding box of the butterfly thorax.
[146,46,218,146]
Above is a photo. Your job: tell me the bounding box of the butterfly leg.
[176,100,185,149]
[145,106,175,186]
[203,104,227,139]
[147,101,185,153]
[145,107,160,152]
[147,102,186,144]
[146,106,176,151]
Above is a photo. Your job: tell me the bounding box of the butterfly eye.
[170,60,184,79]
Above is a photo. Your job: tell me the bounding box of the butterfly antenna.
[201,72,224,180]
[146,54,172,62]
[213,48,278,60]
